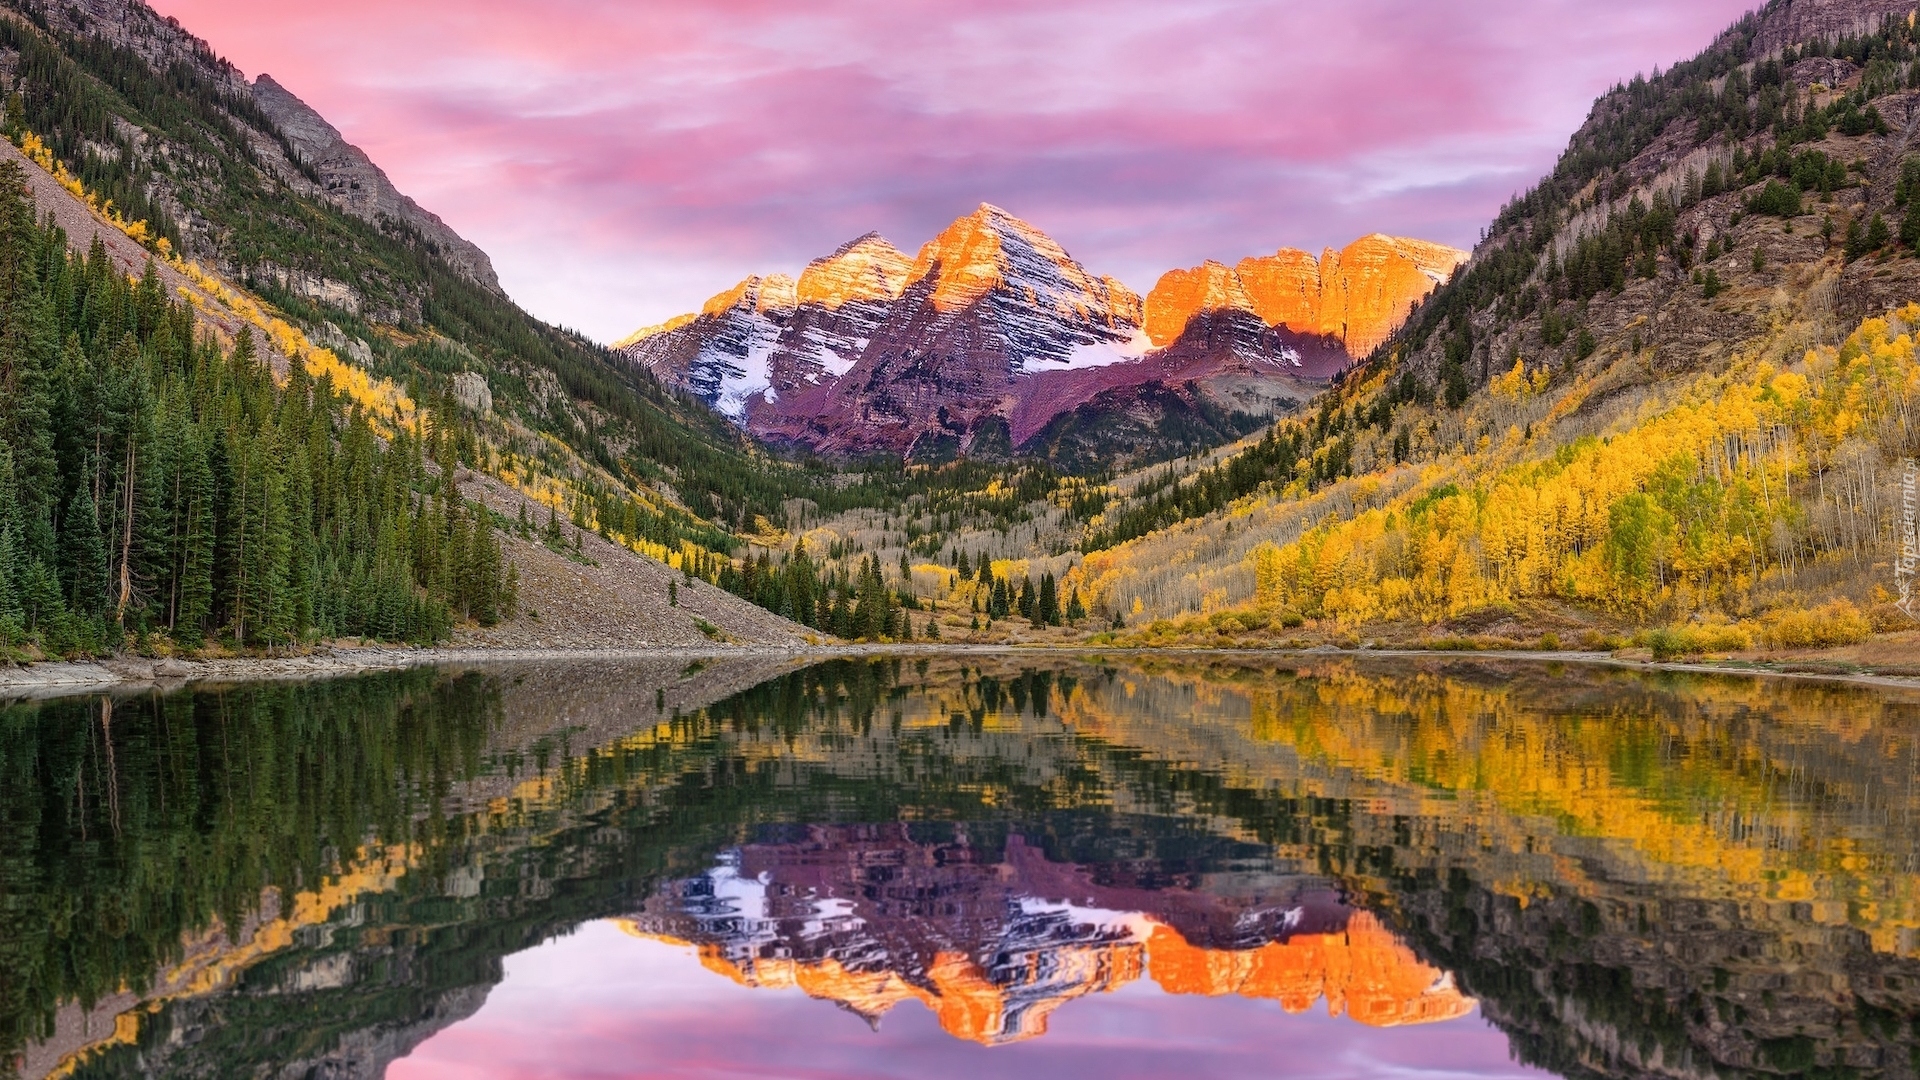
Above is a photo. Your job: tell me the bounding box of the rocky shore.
[6,643,1919,702]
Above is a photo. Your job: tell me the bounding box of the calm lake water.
[5,654,1920,1079]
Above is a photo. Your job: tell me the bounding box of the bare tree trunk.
[116,442,135,624]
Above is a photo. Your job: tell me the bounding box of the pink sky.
[147,0,1758,342]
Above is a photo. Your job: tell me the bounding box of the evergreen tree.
[1037,572,1060,627]
[0,447,19,637]
[61,483,110,621]
[1867,212,1892,253]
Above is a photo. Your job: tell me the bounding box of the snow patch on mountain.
[816,347,860,379]
[680,308,782,423]
[713,337,776,421]
[1019,328,1156,375]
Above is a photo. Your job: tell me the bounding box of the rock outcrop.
[1748,0,1917,57]
[251,75,501,293]
[1145,235,1469,357]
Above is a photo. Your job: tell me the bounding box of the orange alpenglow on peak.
[1144,234,1469,357]
[615,910,1471,1045]
[795,232,913,309]
[610,311,697,350]
[1141,260,1256,341]
[906,203,1135,323]
[611,273,798,350]
[700,273,797,318]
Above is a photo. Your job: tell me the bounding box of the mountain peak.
[1146,234,1465,355]
[1142,261,1255,344]
[906,204,1113,316]
[798,234,912,309]
[701,273,797,318]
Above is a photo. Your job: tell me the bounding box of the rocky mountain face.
[1144,235,1468,358]
[0,0,503,311]
[251,74,501,292]
[620,205,1459,469]
[1749,0,1916,55]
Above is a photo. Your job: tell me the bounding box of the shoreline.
[5,642,1919,700]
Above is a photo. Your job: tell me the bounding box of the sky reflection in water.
[10,654,1920,1080]
[393,920,1541,1080]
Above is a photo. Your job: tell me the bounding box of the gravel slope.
[452,470,814,649]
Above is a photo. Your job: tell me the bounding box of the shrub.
[1644,621,1753,660]
[1581,629,1627,652]
[1749,180,1802,218]
[1760,600,1872,650]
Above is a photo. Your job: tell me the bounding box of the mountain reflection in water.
[623,826,1470,1044]
[4,654,1919,1079]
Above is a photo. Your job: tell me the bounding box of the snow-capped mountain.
[618,207,1462,468]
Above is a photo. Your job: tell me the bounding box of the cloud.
[147,0,1759,341]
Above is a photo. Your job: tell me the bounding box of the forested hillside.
[1030,0,1920,649]
[0,0,1193,650]
[0,164,514,654]
[0,0,861,650]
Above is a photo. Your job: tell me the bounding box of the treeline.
[1083,425,1308,552]
[694,543,925,640]
[951,550,1078,628]
[0,165,513,656]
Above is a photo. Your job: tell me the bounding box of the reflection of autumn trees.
[1007,657,1920,955]
[19,657,1920,1079]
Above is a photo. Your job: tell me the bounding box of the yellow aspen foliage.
[1217,307,1920,629]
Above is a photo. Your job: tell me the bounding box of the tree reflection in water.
[4,655,1918,1079]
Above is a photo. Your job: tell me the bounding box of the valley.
[0,0,1916,672]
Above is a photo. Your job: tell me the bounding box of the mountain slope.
[0,0,816,533]
[0,0,823,652]
[1046,0,1920,645]
[620,207,1457,470]
[249,73,501,293]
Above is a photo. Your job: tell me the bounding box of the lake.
[5,654,1919,1079]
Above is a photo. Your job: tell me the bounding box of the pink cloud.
[147,0,1758,341]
